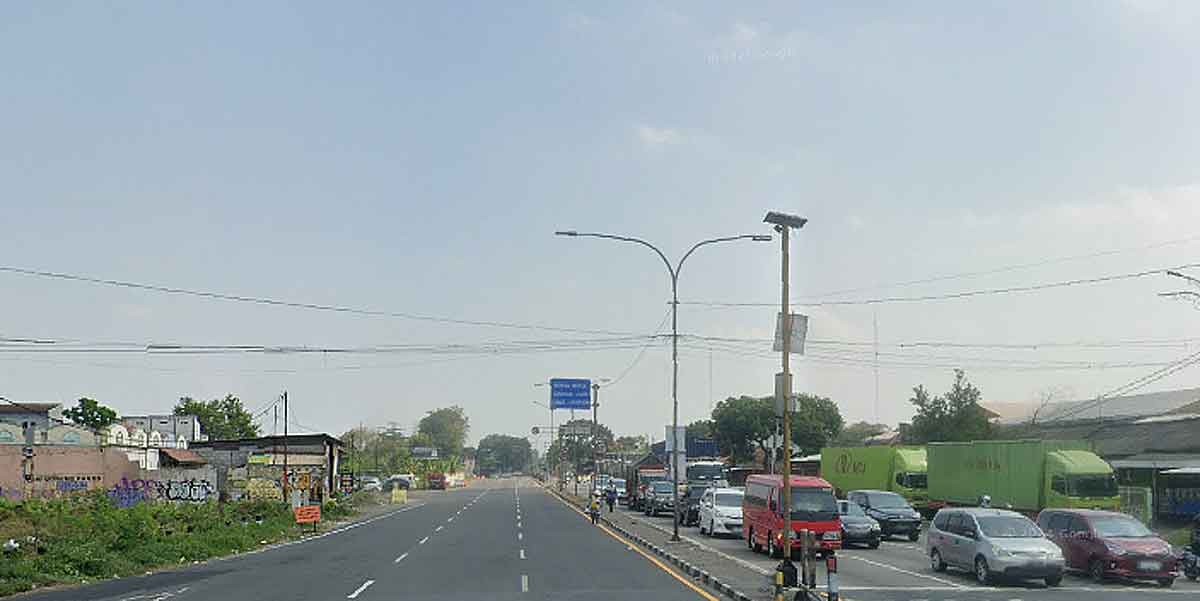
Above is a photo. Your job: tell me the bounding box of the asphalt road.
[622,503,1200,601]
[12,478,715,601]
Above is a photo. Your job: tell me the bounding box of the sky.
[2,1,1200,448]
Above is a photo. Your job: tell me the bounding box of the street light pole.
[763,211,807,588]
[555,230,771,541]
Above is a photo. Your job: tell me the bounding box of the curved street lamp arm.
[569,232,676,281]
[675,234,768,279]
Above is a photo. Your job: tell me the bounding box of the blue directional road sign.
[549,378,592,410]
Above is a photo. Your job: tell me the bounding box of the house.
[120,414,206,447]
[0,402,63,443]
[189,434,344,504]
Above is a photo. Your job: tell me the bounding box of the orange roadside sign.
[294,505,321,524]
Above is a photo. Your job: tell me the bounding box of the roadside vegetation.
[0,491,376,597]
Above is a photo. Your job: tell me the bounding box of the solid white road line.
[419,536,429,545]
[394,552,408,563]
[346,580,374,599]
[839,554,967,589]
[521,574,529,593]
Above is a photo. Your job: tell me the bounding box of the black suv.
[847,490,922,541]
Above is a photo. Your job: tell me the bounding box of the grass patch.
[0,492,369,597]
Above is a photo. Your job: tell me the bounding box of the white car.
[698,487,744,537]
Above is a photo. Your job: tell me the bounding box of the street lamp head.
[763,211,808,230]
[750,235,773,242]
[554,230,579,237]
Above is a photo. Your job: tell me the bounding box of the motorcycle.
[1183,549,1199,582]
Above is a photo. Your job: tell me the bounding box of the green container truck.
[927,439,1119,513]
[820,446,929,509]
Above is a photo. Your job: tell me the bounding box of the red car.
[1037,509,1178,587]
[427,472,447,490]
[743,474,841,558]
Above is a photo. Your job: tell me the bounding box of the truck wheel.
[930,549,946,572]
[974,556,993,585]
[1045,573,1062,587]
[1158,577,1174,588]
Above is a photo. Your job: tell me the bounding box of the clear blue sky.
[3,2,1199,445]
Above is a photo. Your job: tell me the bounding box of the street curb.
[545,486,763,601]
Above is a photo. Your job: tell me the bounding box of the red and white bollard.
[825,554,839,601]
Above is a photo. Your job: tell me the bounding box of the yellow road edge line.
[544,486,720,601]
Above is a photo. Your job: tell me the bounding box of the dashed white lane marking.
[447,516,454,522]
[517,521,522,529]
[419,536,429,545]
[519,548,526,560]
[394,552,408,563]
[346,580,374,599]
[435,525,444,532]
[518,532,523,541]
[521,574,529,593]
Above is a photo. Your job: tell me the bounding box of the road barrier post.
[825,553,839,601]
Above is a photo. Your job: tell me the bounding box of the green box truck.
[927,439,1119,513]
[820,446,929,509]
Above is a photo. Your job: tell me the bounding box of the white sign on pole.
[773,312,809,354]
[664,425,687,481]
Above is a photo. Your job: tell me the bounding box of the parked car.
[679,484,708,526]
[743,475,841,559]
[1037,509,1178,587]
[927,507,1064,586]
[645,481,677,517]
[838,500,881,549]
[359,476,382,492]
[847,489,922,541]
[699,487,744,538]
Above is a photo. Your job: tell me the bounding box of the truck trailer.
[820,446,929,509]
[927,439,1119,513]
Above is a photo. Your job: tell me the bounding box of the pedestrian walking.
[604,485,617,513]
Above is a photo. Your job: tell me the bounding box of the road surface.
[618,500,1200,601]
[13,478,714,601]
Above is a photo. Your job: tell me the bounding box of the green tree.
[418,406,470,458]
[711,396,776,463]
[476,434,533,475]
[174,394,259,440]
[62,397,118,430]
[790,394,844,455]
[612,435,648,455]
[832,421,891,446]
[907,369,992,444]
[548,419,613,475]
[685,419,715,440]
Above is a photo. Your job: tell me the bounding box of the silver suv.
[927,508,1064,586]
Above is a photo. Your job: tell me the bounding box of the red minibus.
[743,474,841,557]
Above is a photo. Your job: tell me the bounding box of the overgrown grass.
[0,492,372,597]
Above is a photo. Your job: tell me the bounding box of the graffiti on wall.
[243,464,325,503]
[106,477,215,507]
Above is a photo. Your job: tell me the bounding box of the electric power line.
[0,265,644,337]
[681,263,1200,307]
[801,234,1200,299]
